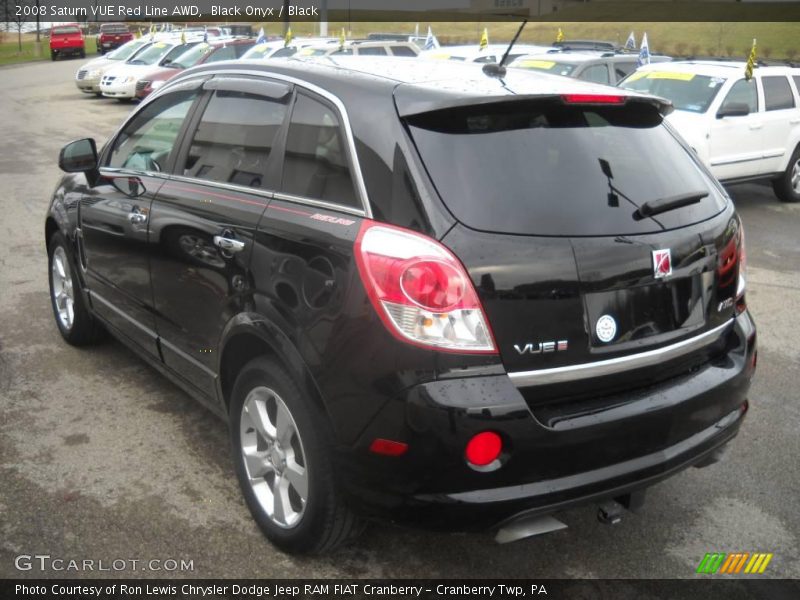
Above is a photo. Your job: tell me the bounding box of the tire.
[80,49,86,58]
[48,232,105,346]
[229,357,362,554]
[50,51,56,61]
[772,147,800,203]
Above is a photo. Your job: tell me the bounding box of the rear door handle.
[213,235,245,253]
[748,123,763,130]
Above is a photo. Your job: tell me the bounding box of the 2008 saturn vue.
[45,56,756,553]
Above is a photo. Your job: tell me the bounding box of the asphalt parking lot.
[0,58,798,580]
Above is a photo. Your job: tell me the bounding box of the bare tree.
[10,0,31,52]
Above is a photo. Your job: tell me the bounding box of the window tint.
[108,90,197,172]
[580,64,610,85]
[357,46,388,56]
[282,94,358,208]
[720,78,758,113]
[390,45,417,57]
[614,61,637,80]
[622,73,724,113]
[234,43,255,58]
[794,76,800,98]
[762,76,796,111]
[408,100,721,236]
[271,47,297,58]
[205,45,237,63]
[183,89,289,189]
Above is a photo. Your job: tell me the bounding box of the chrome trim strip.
[89,291,157,339]
[160,338,217,379]
[508,320,733,388]
[271,191,367,217]
[99,166,168,181]
[155,68,374,218]
[710,156,763,167]
[165,174,275,202]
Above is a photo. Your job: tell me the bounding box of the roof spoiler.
[395,91,674,119]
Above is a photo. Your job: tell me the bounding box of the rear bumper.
[337,311,756,528]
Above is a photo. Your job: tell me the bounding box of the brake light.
[354,221,497,354]
[561,93,626,105]
[736,222,746,313]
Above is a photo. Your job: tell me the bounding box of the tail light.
[354,221,497,354]
[561,93,626,105]
[736,221,746,313]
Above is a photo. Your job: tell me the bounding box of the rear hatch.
[403,94,742,415]
[51,27,83,49]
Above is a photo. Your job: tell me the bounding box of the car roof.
[635,60,800,78]
[172,55,671,117]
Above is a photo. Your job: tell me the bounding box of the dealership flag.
[638,32,651,66]
[556,28,564,43]
[149,24,156,41]
[745,38,757,81]
[180,30,186,44]
[479,28,489,51]
[625,31,636,50]
[339,28,346,50]
[255,27,267,44]
[425,26,440,50]
[284,27,294,47]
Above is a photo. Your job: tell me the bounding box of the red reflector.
[562,93,626,105]
[369,438,408,457]
[465,431,502,467]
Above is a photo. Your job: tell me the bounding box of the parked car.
[510,50,671,85]
[419,44,555,64]
[50,24,85,60]
[135,38,257,100]
[242,38,338,60]
[100,36,204,100]
[297,40,421,58]
[97,23,134,54]
[620,60,800,202]
[75,38,155,96]
[47,57,756,554]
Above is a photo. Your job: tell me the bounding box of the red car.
[50,24,85,60]
[97,23,134,55]
[135,38,256,99]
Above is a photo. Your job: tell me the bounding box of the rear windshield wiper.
[634,190,708,221]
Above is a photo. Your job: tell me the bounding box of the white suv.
[620,61,800,202]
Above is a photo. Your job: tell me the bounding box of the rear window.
[621,72,725,113]
[407,99,723,236]
[53,27,81,36]
[100,24,128,33]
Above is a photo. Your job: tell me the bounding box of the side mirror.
[717,103,750,119]
[59,138,98,173]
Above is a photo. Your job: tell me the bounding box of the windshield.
[243,43,276,59]
[167,43,213,68]
[159,42,201,66]
[408,99,723,236]
[621,72,726,113]
[127,42,174,65]
[108,39,149,61]
[511,58,578,77]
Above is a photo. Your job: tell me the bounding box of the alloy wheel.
[240,386,309,528]
[51,246,75,331]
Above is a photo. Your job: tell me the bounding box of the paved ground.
[0,59,798,580]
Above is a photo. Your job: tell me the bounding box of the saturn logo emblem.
[596,315,617,343]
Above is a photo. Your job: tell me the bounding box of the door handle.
[213,235,245,253]
[748,123,763,130]
[128,211,147,225]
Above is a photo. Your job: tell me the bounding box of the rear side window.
[580,64,611,85]
[281,93,358,208]
[762,76,796,111]
[357,46,388,56]
[614,61,637,80]
[407,100,723,236]
[108,90,197,172]
[183,90,289,189]
[720,78,758,113]
[391,45,417,57]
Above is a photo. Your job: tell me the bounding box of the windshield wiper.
[634,191,708,221]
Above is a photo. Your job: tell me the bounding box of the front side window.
[720,78,758,113]
[762,76,796,111]
[357,46,388,56]
[107,90,197,172]
[281,93,358,208]
[183,89,289,189]
[391,46,417,57]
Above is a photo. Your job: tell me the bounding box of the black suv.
[46,57,756,554]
